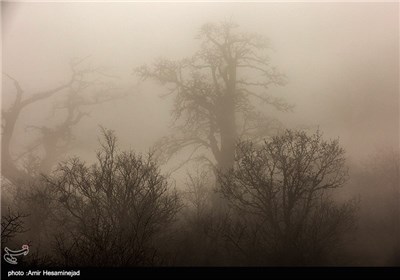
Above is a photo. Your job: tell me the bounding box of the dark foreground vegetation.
[2,128,399,267]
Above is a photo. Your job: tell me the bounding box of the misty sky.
[2,2,399,169]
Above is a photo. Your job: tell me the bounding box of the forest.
[1,2,399,268]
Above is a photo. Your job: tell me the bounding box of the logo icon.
[3,245,29,265]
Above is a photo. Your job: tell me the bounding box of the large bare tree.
[2,58,121,185]
[136,21,290,172]
[46,129,181,266]
[218,130,356,265]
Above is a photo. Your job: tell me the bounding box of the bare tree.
[2,57,122,185]
[136,21,289,172]
[218,130,357,265]
[1,207,28,246]
[45,128,181,266]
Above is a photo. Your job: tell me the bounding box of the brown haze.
[3,2,398,161]
[1,1,399,268]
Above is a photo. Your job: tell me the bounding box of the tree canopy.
[137,21,290,172]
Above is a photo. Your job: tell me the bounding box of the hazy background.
[2,1,399,173]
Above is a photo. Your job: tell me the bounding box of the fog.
[1,1,399,269]
[3,2,398,160]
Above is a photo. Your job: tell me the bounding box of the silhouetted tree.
[218,130,357,265]
[2,57,122,185]
[1,207,28,246]
[45,128,181,266]
[2,59,125,263]
[136,21,289,172]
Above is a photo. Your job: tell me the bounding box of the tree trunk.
[217,62,237,171]
[217,94,236,171]
[1,109,29,185]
